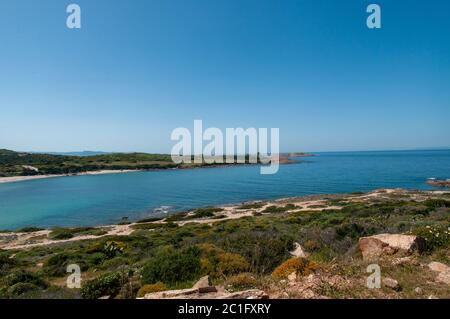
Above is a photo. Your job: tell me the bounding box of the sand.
[0,170,141,184]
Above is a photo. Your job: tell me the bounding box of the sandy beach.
[0,169,141,184]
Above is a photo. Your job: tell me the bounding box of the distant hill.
[41,151,112,157]
[0,149,281,178]
[0,149,178,177]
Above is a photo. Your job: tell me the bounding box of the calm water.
[0,150,449,230]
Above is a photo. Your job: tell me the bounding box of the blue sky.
[0,0,449,153]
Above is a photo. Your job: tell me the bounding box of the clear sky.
[0,0,449,153]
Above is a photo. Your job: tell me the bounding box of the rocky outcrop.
[359,234,424,260]
[426,179,450,188]
[142,287,268,299]
[142,275,268,299]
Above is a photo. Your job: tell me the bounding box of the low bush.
[131,222,178,230]
[238,202,265,210]
[271,257,318,280]
[103,241,126,259]
[191,207,223,218]
[412,225,450,252]
[165,212,189,222]
[225,273,257,291]
[3,270,48,290]
[219,231,293,274]
[335,223,368,239]
[80,272,124,299]
[43,252,88,277]
[141,246,201,286]
[198,244,249,278]
[7,282,40,295]
[49,227,107,240]
[262,204,295,214]
[424,199,450,209]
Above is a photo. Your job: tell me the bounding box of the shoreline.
[0,154,306,184]
[0,169,142,184]
[1,188,449,250]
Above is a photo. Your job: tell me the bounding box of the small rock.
[383,277,401,291]
[290,242,308,258]
[287,272,297,282]
[221,289,269,299]
[414,287,423,295]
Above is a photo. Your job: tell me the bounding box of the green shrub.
[43,252,88,277]
[3,270,47,289]
[0,253,16,275]
[137,282,167,297]
[412,225,450,252]
[238,202,264,210]
[165,212,189,222]
[191,207,223,218]
[262,204,295,214]
[80,272,124,299]
[7,283,40,295]
[131,222,177,230]
[198,243,249,278]
[141,246,201,286]
[219,231,293,274]
[335,223,367,239]
[424,199,450,210]
[49,227,107,240]
[103,241,125,259]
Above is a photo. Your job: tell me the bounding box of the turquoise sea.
[0,150,449,230]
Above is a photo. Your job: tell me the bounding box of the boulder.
[359,234,424,260]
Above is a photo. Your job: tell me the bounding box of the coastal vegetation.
[0,189,449,299]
